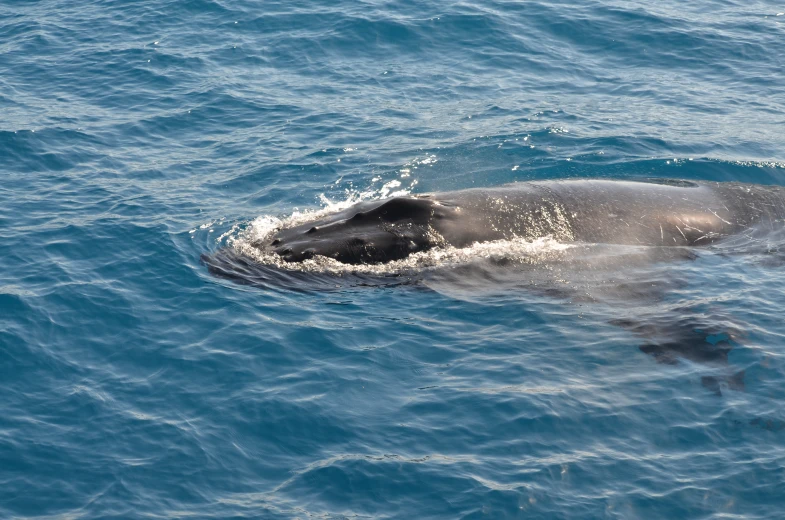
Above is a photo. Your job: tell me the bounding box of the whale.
[202,177,785,397]
[258,179,785,265]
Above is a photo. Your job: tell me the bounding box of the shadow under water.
[611,312,746,395]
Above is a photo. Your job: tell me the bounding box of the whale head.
[261,197,448,265]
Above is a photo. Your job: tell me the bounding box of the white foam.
[231,214,574,276]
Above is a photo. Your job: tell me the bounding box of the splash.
[229,213,574,276]
[214,156,581,276]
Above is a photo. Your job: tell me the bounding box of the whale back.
[432,179,785,247]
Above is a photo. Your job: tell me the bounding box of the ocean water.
[2,0,785,518]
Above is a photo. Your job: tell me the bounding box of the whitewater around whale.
[254,179,785,266]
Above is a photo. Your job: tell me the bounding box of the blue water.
[3,0,785,518]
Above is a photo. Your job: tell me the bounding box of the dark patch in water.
[611,314,746,394]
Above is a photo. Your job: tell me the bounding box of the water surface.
[2,0,785,518]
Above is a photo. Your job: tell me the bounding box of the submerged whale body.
[206,178,785,396]
[260,179,785,264]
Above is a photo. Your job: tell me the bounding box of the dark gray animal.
[261,179,785,264]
